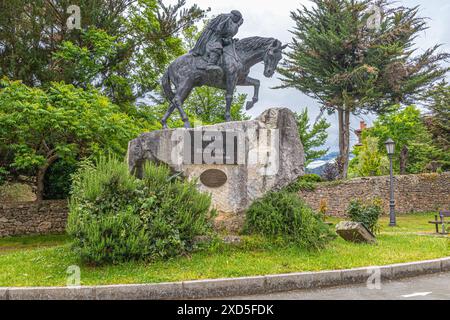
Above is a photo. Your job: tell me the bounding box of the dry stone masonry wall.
[299,173,450,216]
[0,173,448,237]
[0,200,68,237]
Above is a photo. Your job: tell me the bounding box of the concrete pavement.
[228,272,450,300]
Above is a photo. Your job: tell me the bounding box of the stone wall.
[0,200,68,237]
[1,173,448,237]
[299,172,450,216]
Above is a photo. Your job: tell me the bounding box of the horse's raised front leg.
[239,76,260,110]
[225,74,238,122]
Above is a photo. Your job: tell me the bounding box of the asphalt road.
[228,272,450,300]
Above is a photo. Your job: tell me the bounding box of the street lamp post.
[385,138,396,227]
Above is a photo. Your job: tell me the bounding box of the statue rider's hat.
[231,10,243,20]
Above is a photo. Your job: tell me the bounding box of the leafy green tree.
[364,105,444,174]
[277,0,449,178]
[52,27,128,91]
[183,87,250,125]
[295,108,330,165]
[0,0,207,105]
[349,136,389,177]
[0,78,142,201]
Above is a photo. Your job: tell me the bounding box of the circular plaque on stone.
[200,169,227,188]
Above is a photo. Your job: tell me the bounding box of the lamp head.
[385,138,395,155]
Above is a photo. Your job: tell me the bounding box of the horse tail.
[161,69,175,102]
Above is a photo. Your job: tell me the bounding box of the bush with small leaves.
[243,190,335,250]
[284,174,323,193]
[346,199,383,234]
[67,157,215,265]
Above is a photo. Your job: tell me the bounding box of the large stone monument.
[128,11,303,232]
[127,108,304,232]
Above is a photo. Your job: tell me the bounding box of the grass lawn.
[0,213,448,287]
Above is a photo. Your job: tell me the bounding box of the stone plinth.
[127,108,305,232]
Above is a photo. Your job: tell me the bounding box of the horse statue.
[160,36,287,128]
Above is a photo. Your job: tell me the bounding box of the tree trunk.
[343,109,350,178]
[36,168,46,202]
[337,108,351,179]
[400,145,408,175]
[35,155,59,202]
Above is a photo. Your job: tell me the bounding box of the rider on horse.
[190,10,244,72]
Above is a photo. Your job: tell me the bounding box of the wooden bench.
[429,210,450,235]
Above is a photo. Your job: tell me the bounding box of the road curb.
[1,257,449,300]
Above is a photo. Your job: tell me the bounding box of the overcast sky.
[167,0,450,152]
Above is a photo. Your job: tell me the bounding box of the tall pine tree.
[277,0,449,178]
[423,81,450,170]
[295,108,330,165]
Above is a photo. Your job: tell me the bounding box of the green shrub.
[284,174,323,193]
[43,160,78,200]
[346,199,383,234]
[243,190,335,250]
[67,157,215,265]
[0,167,7,186]
[301,174,323,183]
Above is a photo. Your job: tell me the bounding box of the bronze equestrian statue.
[161,10,287,128]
